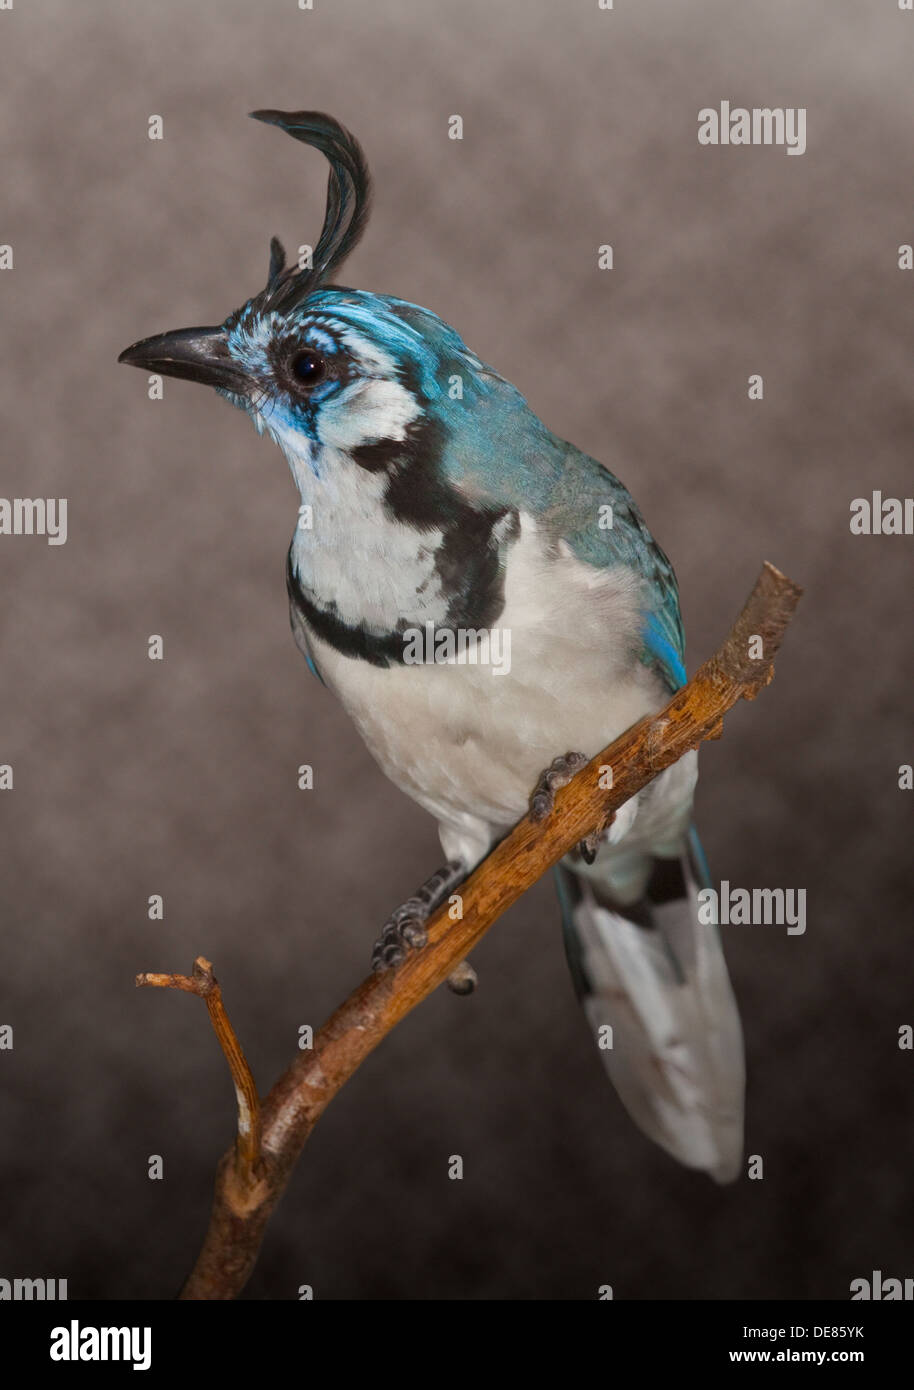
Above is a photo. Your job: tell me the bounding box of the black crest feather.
[267,234,287,288]
[249,109,371,310]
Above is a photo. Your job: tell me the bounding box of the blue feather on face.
[119,109,745,1183]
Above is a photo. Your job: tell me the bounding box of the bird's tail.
[555,826,744,1183]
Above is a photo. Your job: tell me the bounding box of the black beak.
[118,325,247,393]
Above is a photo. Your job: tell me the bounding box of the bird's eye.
[290,351,327,386]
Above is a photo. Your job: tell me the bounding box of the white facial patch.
[317,376,421,451]
[336,326,400,377]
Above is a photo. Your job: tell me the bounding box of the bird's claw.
[446,960,478,995]
[371,900,429,973]
[577,829,603,865]
[530,750,589,821]
[371,860,467,975]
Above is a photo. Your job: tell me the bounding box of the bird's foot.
[529,750,589,821]
[371,860,469,984]
[445,959,478,995]
[576,827,604,865]
[530,750,607,864]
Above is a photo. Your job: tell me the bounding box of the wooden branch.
[136,956,262,1183]
[142,561,801,1300]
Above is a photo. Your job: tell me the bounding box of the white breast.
[305,514,691,866]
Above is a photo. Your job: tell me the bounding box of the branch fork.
[136,957,263,1191]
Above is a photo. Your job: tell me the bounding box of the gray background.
[1,0,912,1300]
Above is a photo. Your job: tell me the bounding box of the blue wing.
[642,611,687,691]
[550,445,687,694]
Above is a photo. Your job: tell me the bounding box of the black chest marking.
[288,406,519,668]
[286,505,518,669]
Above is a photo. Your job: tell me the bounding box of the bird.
[119,109,744,1182]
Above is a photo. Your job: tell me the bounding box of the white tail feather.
[561,850,745,1183]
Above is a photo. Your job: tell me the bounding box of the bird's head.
[119,110,506,493]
